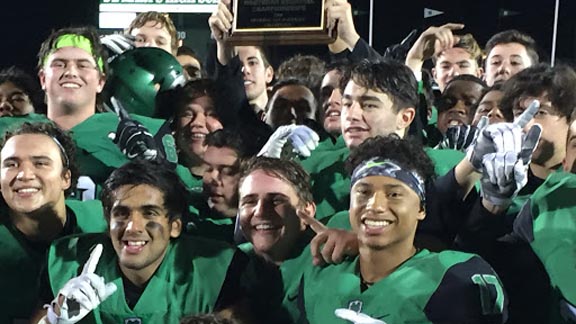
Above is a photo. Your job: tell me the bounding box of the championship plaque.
[227,0,335,45]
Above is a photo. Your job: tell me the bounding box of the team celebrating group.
[1,0,575,323]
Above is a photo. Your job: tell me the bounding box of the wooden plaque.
[227,0,335,45]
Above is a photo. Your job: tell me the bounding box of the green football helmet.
[104,47,186,117]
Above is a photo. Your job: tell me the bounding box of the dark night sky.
[2,0,100,75]
[3,0,575,75]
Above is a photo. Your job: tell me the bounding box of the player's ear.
[170,218,182,238]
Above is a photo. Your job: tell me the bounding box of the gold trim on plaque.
[228,0,333,45]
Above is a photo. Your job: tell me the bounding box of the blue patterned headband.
[350,157,426,206]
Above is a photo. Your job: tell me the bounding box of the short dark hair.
[0,66,46,114]
[446,74,488,89]
[239,156,313,205]
[482,81,504,93]
[100,159,188,222]
[269,78,311,97]
[37,26,108,75]
[0,122,79,197]
[177,45,199,58]
[473,82,510,121]
[176,78,217,110]
[323,60,351,94]
[348,59,419,113]
[345,134,436,186]
[276,54,326,98]
[204,128,249,159]
[268,78,318,122]
[500,63,576,120]
[159,78,219,122]
[326,60,350,76]
[438,74,488,115]
[177,45,204,79]
[485,29,539,66]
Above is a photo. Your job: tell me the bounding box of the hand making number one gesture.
[45,244,117,324]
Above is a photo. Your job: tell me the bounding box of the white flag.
[424,8,444,18]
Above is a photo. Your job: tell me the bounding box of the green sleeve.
[523,172,576,305]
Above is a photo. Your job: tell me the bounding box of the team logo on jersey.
[348,300,363,313]
[335,308,387,324]
[124,317,142,324]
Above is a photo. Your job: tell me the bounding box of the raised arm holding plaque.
[227,0,336,45]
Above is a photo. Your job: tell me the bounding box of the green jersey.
[300,138,465,223]
[297,249,507,323]
[0,199,106,323]
[514,171,576,321]
[46,233,288,323]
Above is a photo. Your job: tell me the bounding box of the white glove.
[467,100,540,171]
[46,244,117,324]
[480,152,528,206]
[480,123,541,206]
[258,125,319,158]
[334,308,387,324]
[100,34,135,56]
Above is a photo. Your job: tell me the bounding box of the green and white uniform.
[0,199,106,323]
[45,233,288,323]
[296,249,507,324]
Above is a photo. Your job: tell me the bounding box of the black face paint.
[532,139,555,166]
[145,221,164,233]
